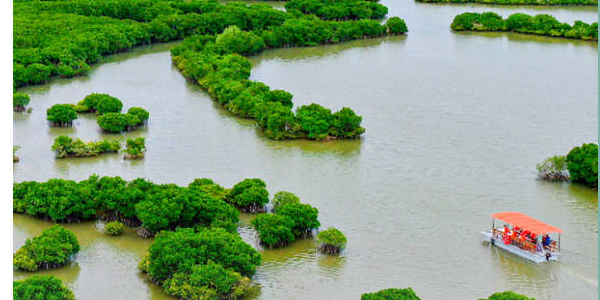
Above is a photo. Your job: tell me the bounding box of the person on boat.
[503,224,509,236]
[543,234,552,249]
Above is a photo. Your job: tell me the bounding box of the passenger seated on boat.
[542,234,552,249]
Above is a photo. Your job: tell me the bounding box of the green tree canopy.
[46,104,78,126]
[361,288,422,300]
[14,225,80,271]
[251,213,295,248]
[14,276,75,300]
[566,143,598,188]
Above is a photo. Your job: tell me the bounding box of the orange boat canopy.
[492,212,563,235]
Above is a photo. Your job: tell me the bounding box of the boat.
[482,212,562,263]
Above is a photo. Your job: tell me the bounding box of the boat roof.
[492,212,563,235]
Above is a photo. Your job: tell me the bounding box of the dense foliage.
[13,175,270,235]
[276,202,320,237]
[316,227,347,254]
[52,135,121,158]
[163,261,256,300]
[14,276,75,300]
[566,143,598,188]
[252,193,320,247]
[46,104,78,126]
[127,107,150,124]
[13,225,80,271]
[97,111,145,133]
[142,228,261,280]
[272,191,301,210]
[361,288,422,300]
[478,291,536,300]
[284,0,388,21]
[13,0,286,88]
[13,92,30,111]
[105,221,125,236]
[123,137,146,159]
[251,213,295,248]
[228,178,270,212]
[451,12,598,41]
[536,155,569,181]
[418,0,595,5]
[77,93,123,114]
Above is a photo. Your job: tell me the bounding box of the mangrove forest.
[451,12,598,41]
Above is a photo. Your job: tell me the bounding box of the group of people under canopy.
[500,224,554,252]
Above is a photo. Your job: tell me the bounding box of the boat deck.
[482,230,560,263]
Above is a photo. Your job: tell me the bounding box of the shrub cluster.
[417,0,595,5]
[105,221,125,236]
[77,93,123,114]
[284,0,388,21]
[251,192,320,248]
[451,12,598,41]
[317,227,347,254]
[52,135,121,158]
[13,176,279,236]
[123,137,146,159]
[97,110,148,133]
[566,143,598,188]
[13,92,30,112]
[46,104,78,127]
[14,276,75,300]
[361,288,422,300]
[13,225,80,271]
[227,178,270,212]
[140,228,261,300]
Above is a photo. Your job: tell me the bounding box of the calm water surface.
[13,1,598,299]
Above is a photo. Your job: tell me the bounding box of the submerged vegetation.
[451,12,598,41]
[537,143,598,188]
[14,276,75,300]
[317,227,347,254]
[13,225,80,272]
[418,0,595,5]
[140,228,261,300]
[77,93,123,115]
[52,135,121,158]
[227,178,270,212]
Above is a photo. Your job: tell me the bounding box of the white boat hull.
[482,230,560,263]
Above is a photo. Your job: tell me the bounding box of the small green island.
[451,12,598,41]
[537,143,598,189]
[13,225,80,272]
[14,276,75,300]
